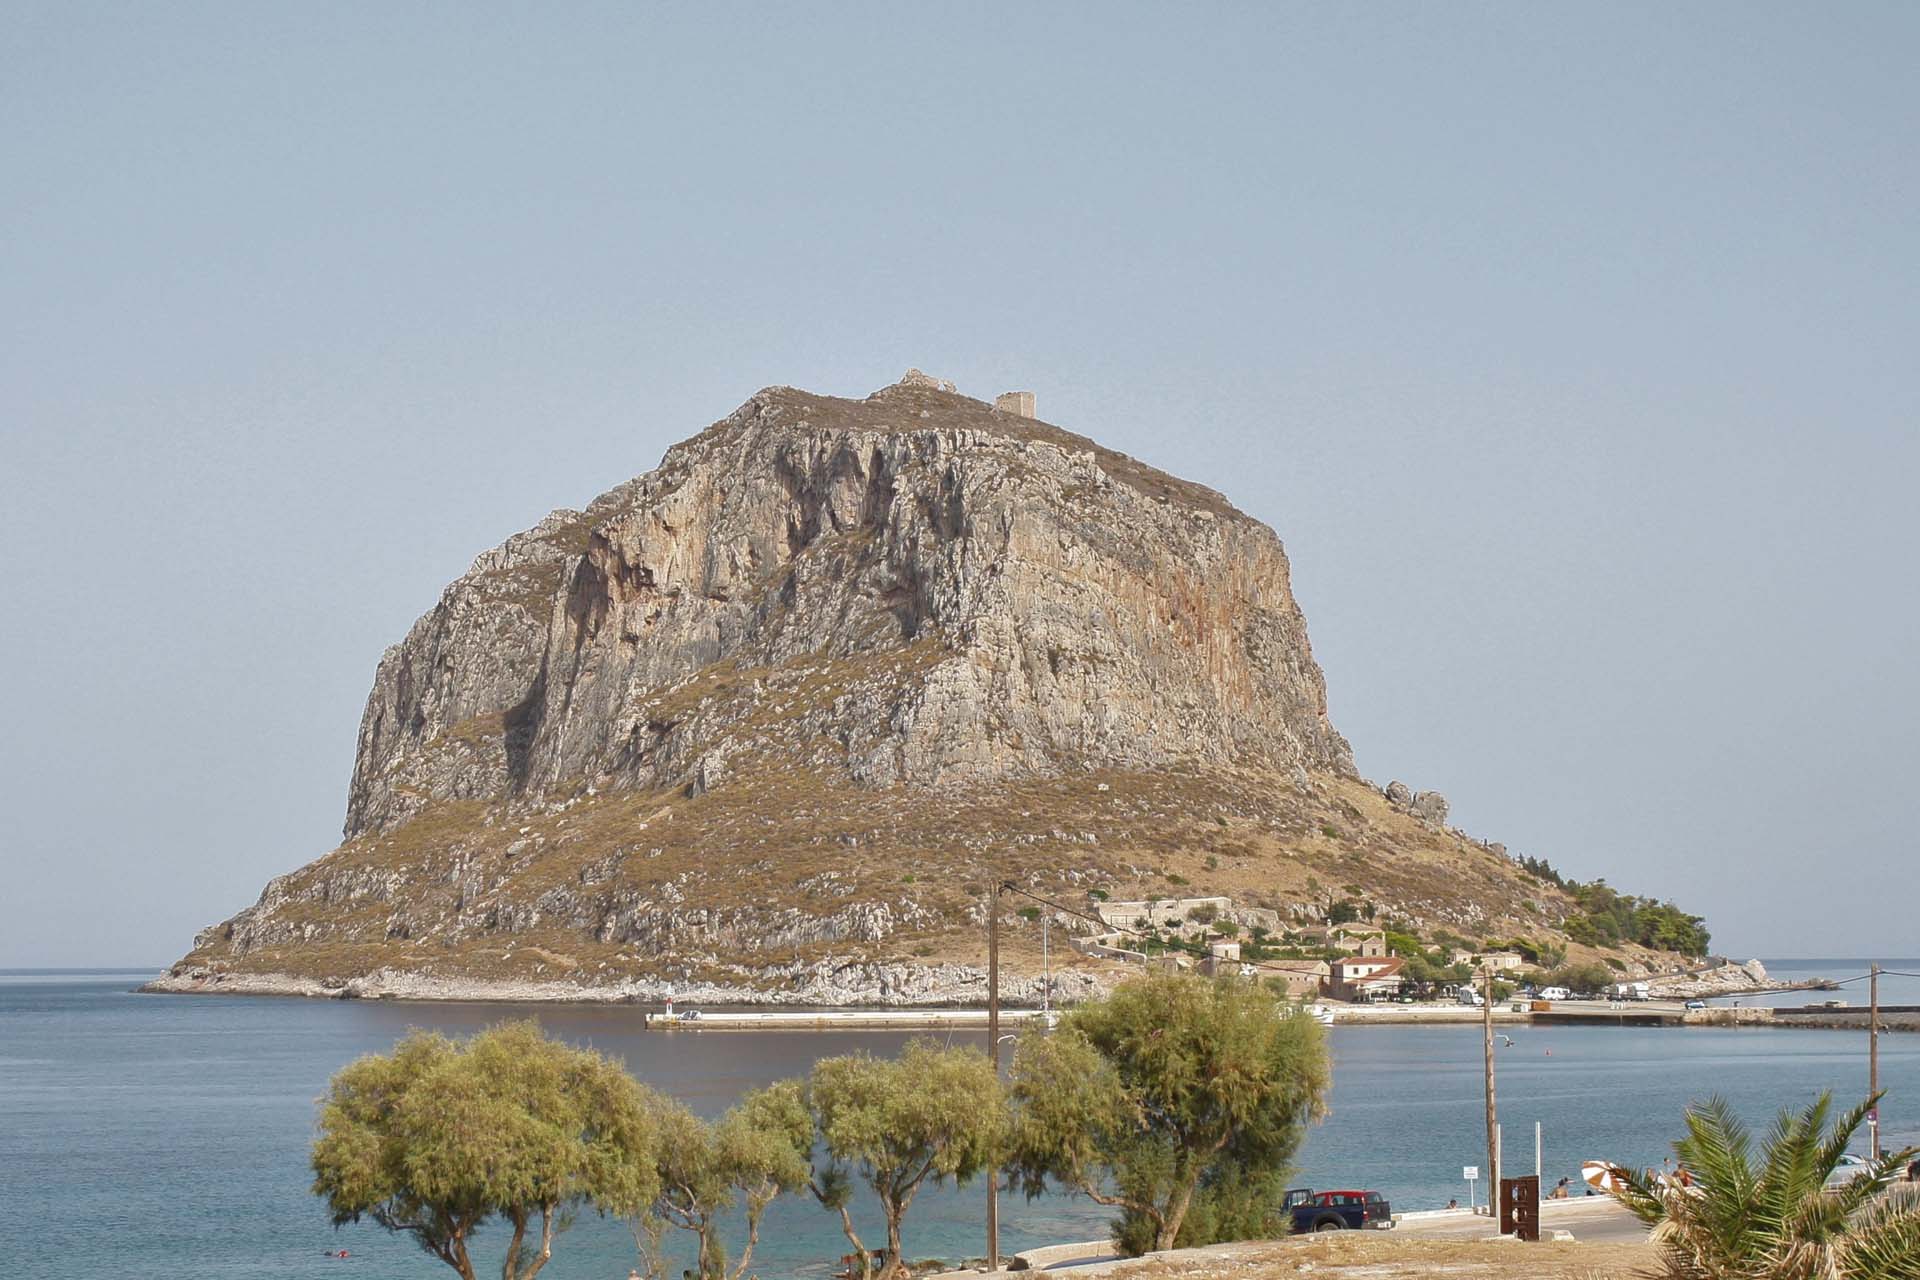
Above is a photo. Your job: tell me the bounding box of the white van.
[1456,987,1485,1007]
[1537,986,1571,1001]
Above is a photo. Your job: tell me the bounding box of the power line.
[1790,969,1920,985]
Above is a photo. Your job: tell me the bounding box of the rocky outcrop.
[1651,960,1786,998]
[157,373,1682,1002]
[343,374,1353,838]
[1384,780,1449,828]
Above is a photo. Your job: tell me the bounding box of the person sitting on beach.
[1550,1177,1571,1199]
[1446,1198,1458,1210]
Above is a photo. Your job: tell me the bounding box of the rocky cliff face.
[157,374,1633,1003]
[345,376,1353,838]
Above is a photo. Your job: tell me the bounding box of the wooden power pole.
[986,882,1002,1269]
[1483,966,1499,1215]
[1870,961,1881,1159]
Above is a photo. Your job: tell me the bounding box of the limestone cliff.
[154,374,1655,1003]
[344,377,1352,839]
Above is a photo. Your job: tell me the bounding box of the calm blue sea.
[2,962,1915,1280]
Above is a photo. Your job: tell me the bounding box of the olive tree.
[312,1021,659,1280]
[634,1081,813,1280]
[807,1039,1004,1279]
[1008,972,1329,1254]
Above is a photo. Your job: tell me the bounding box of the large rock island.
[153,373,1697,1004]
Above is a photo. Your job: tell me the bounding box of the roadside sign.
[1463,1165,1479,1180]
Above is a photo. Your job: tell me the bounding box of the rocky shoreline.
[1646,959,1797,1000]
[140,958,1108,1008]
[141,957,1812,1013]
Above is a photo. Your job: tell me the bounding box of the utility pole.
[1870,961,1881,1160]
[1483,965,1499,1216]
[986,881,1002,1270]
[1041,909,1051,1021]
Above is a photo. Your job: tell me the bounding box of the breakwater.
[1774,1004,1920,1032]
[645,1007,1058,1031]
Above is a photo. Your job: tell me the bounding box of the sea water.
[3,964,1915,1279]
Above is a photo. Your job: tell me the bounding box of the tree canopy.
[1008,972,1330,1254]
[635,1081,813,1280]
[807,1039,1004,1279]
[311,1021,659,1280]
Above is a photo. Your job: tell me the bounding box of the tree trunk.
[451,1224,478,1280]
[631,1214,670,1280]
[1160,1175,1201,1251]
[881,1204,906,1280]
[520,1206,555,1280]
[832,1201,872,1280]
[503,1213,528,1280]
[729,1202,767,1280]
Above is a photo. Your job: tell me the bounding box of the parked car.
[1284,1188,1393,1233]
[1537,986,1571,1001]
[1825,1153,1873,1188]
[1684,999,1708,1011]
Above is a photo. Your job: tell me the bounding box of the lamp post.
[1870,961,1881,1160]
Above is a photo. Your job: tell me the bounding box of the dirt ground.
[1085,1233,1656,1279]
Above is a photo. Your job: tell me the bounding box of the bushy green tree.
[807,1040,1003,1279]
[1008,972,1329,1254]
[1615,1091,1920,1279]
[312,1021,658,1280]
[1562,880,1711,956]
[1521,962,1615,994]
[634,1081,812,1280]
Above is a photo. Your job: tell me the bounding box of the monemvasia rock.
[155,374,1670,1003]
[342,374,1353,837]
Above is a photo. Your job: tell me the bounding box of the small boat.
[1308,1004,1336,1026]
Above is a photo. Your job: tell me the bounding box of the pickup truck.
[1283,1188,1393,1233]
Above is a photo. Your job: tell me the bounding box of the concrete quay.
[644,1007,1059,1031]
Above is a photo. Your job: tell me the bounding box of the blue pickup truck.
[1284,1188,1393,1233]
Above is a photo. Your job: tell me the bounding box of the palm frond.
[1836,1187,1920,1280]
[1620,1091,1919,1280]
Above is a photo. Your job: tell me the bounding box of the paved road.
[1398,1196,1648,1244]
[977,1198,1651,1275]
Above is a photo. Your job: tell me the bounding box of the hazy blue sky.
[4,4,1914,966]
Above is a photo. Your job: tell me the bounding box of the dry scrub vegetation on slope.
[174,754,1642,993]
